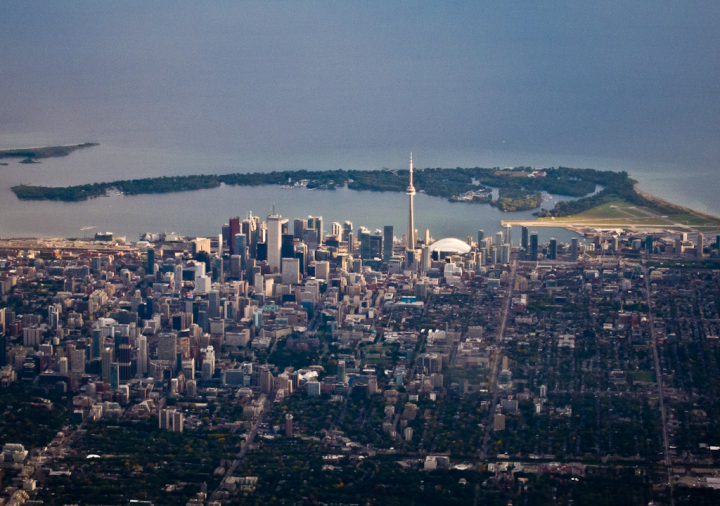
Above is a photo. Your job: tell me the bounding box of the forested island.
[0,142,98,162]
[11,165,646,215]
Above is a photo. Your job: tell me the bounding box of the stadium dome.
[427,237,472,254]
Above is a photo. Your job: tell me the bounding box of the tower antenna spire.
[407,152,417,253]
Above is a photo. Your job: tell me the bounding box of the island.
[11,164,720,233]
[0,142,98,163]
[10,165,603,205]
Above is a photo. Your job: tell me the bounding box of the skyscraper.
[407,153,416,250]
[383,226,394,261]
[529,232,539,261]
[521,227,529,250]
[548,237,557,260]
[229,216,240,254]
[267,214,283,272]
[147,248,155,276]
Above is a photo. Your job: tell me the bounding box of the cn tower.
[407,152,416,250]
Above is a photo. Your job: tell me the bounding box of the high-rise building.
[109,362,120,390]
[495,231,504,249]
[337,360,346,385]
[294,218,306,240]
[308,216,323,244]
[137,335,148,377]
[281,258,300,285]
[147,248,155,276]
[331,222,342,237]
[406,153,416,250]
[158,333,177,362]
[259,367,274,394]
[370,231,383,259]
[548,237,557,260]
[342,221,353,242]
[478,229,484,244]
[267,214,283,272]
[521,227,529,250]
[285,413,294,438]
[358,227,371,259]
[571,237,579,261]
[383,226,394,261]
[234,234,246,268]
[101,347,113,382]
[174,264,183,294]
[229,216,240,254]
[529,232,539,261]
[504,225,512,246]
[697,233,704,258]
[208,290,220,319]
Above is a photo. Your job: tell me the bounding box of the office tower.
[116,336,133,382]
[331,221,342,237]
[208,290,220,319]
[71,348,85,373]
[285,414,293,438]
[91,329,103,359]
[337,360,346,385]
[548,237,557,260]
[571,237,579,261]
[229,217,240,254]
[137,334,148,377]
[256,242,268,262]
[158,333,177,362]
[347,233,355,255]
[529,232,539,261]
[294,218,306,239]
[110,363,120,390]
[646,235,653,253]
[697,233,704,258]
[282,258,300,285]
[147,248,155,276]
[267,214,283,272]
[315,261,330,280]
[342,221,353,242]
[406,153,417,249]
[422,245,431,273]
[0,334,5,368]
[308,216,323,243]
[211,256,223,283]
[504,225,512,246]
[281,234,295,259]
[222,223,231,249]
[383,226,394,261]
[478,229,484,244]
[259,367,274,394]
[233,234,246,267]
[521,227,529,250]
[101,347,113,382]
[487,246,497,265]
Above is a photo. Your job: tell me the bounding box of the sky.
[1,1,719,171]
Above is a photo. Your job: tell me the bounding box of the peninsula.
[0,142,98,162]
[11,165,720,234]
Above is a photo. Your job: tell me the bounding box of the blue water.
[1,2,718,239]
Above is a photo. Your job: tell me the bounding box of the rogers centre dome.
[427,238,472,255]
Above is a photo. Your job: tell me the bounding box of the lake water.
[1,2,718,241]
